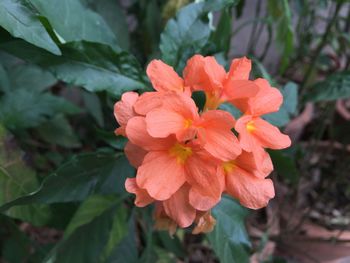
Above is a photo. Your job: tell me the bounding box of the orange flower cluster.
[114,55,291,234]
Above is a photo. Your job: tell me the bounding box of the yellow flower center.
[204,92,222,111]
[222,160,237,173]
[246,120,256,133]
[184,119,192,128]
[169,143,193,164]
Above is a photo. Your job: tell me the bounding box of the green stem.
[301,1,343,90]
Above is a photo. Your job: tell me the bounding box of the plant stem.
[246,0,262,55]
[301,1,343,90]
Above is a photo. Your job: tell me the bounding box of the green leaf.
[28,0,117,49]
[106,215,138,263]
[65,195,117,237]
[36,114,81,148]
[0,126,51,225]
[101,205,128,261]
[0,153,134,211]
[0,89,80,130]
[263,108,290,127]
[0,0,60,55]
[210,7,232,56]
[160,0,236,71]
[305,71,350,102]
[219,103,242,119]
[155,247,177,263]
[269,150,299,185]
[0,64,10,92]
[1,40,146,96]
[207,196,250,263]
[96,129,127,150]
[157,231,185,258]
[47,204,117,263]
[281,82,298,114]
[7,63,56,92]
[82,0,130,50]
[82,91,104,127]
[1,215,31,263]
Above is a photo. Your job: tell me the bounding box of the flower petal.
[163,184,196,228]
[202,56,226,91]
[125,178,154,207]
[251,117,291,149]
[183,54,206,90]
[133,92,164,116]
[225,167,275,209]
[235,115,261,152]
[136,151,186,200]
[146,93,199,141]
[227,56,251,80]
[235,150,258,173]
[146,109,185,138]
[154,203,178,236]
[125,116,175,151]
[252,147,273,178]
[224,80,259,101]
[147,60,184,92]
[186,151,224,211]
[124,141,147,168]
[183,55,226,93]
[113,91,139,136]
[197,110,241,161]
[192,211,216,234]
[248,78,283,116]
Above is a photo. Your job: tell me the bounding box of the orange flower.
[126,179,217,234]
[234,79,291,153]
[145,92,241,161]
[125,116,223,210]
[219,150,275,209]
[113,55,292,235]
[183,55,258,110]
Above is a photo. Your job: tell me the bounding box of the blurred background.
[0,0,350,262]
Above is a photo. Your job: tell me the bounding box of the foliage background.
[0,0,349,262]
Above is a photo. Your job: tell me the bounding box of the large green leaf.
[65,195,117,237]
[305,71,350,102]
[82,91,104,127]
[0,153,134,211]
[0,89,80,130]
[0,126,51,225]
[160,0,236,71]
[0,40,147,96]
[7,63,56,92]
[1,215,31,263]
[28,0,117,49]
[36,114,81,148]
[207,196,250,263]
[106,215,138,263]
[0,64,10,92]
[82,0,130,50]
[46,204,118,263]
[0,0,60,55]
[63,198,129,261]
[101,205,128,261]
